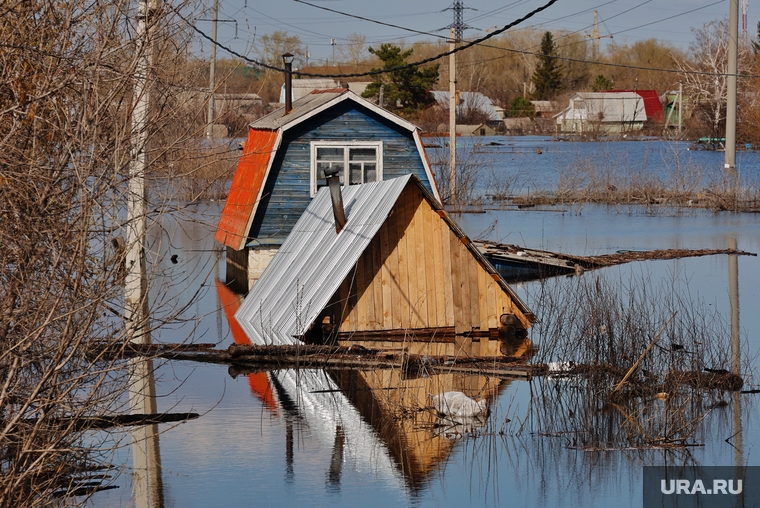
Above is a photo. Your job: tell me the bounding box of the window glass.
[363,163,376,183]
[316,147,344,185]
[349,148,376,162]
[311,143,381,195]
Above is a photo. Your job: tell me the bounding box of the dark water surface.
[93,140,760,508]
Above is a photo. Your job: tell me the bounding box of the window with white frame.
[310,141,383,196]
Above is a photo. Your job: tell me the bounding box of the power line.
[172,1,757,82]
[171,0,561,78]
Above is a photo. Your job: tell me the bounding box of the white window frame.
[309,141,383,196]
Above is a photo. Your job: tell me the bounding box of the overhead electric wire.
[173,0,756,82]
[171,0,562,78]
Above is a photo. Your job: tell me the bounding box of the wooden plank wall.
[338,184,526,336]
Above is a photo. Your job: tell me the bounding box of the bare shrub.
[524,270,741,449]
[429,138,486,205]
[0,1,204,504]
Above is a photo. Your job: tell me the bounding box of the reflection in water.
[215,277,532,490]
[128,357,164,508]
[728,236,744,504]
[327,426,345,491]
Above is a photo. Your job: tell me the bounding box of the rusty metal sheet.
[214,129,279,250]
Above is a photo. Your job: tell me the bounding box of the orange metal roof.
[214,129,279,250]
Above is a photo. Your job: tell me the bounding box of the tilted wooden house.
[215,89,440,292]
[234,174,535,351]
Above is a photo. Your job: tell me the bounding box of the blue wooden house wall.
[248,101,433,244]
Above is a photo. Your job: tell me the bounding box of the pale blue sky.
[193,0,749,66]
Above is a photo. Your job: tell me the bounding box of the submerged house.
[234,174,535,351]
[215,89,440,292]
[554,92,647,134]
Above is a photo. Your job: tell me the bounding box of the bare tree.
[676,19,752,137]
[336,33,368,67]
[0,1,207,505]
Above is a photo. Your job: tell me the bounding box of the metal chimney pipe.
[324,166,346,233]
[282,52,294,114]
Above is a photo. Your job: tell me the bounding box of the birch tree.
[676,19,752,136]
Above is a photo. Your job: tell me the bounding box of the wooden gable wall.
[335,184,532,337]
[248,101,433,243]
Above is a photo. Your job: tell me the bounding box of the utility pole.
[678,82,683,134]
[449,27,457,204]
[205,0,219,141]
[127,0,156,346]
[444,1,473,205]
[725,0,739,174]
[585,10,612,61]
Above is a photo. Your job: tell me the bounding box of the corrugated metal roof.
[609,89,664,122]
[214,129,280,250]
[235,174,534,344]
[254,90,346,130]
[432,91,503,122]
[255,89,420,134]
[277,79,340,103]
[555,92,647,123]
[235,175,413,344]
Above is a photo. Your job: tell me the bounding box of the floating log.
[20,412,200,431]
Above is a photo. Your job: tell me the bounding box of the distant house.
[529,100,558,118]
[554,92,647,134]
[431,91,504,127]
[456,123,497,136]
[278,78,340,103]
[215,89,440,292]
[234,174,535,346]
[609,90,664,123]
[347,81,372,96]
[503,118,534,134]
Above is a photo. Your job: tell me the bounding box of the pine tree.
[362,44,439,115]
[531,32,562,100]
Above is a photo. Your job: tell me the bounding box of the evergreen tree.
[591,74,614,92]
[362,44,439,115]
[507,96,535,118]
[531,32,562,100]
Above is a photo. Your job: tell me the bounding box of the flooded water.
[92,139,760,508]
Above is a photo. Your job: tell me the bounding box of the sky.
[192,0,752,67]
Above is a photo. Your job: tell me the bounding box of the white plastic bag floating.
[431,391,488,417]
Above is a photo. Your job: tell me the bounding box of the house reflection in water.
[216,281,533,489]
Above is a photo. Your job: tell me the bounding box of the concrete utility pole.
[678,82,683,134]
[449,27,457,204]
[725,0,739,174]
[444,1,474,205]
[128,5,163,506]
[126,0,156,345]
[205,0,219,141]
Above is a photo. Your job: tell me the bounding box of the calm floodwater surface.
[93,140,760,508]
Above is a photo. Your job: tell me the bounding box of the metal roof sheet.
[214,129,280,249]
[234,174,534,344]
[235,175,413,344]
[253,89,420,133]
[555,92,647,123]
[432,91,503,122]
[253,91,345,130]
